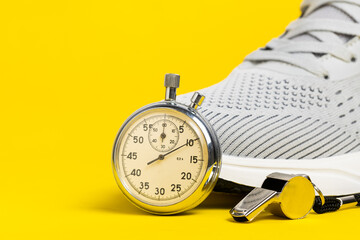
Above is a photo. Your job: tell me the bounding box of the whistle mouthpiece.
[230,172,316,222]
[230,188,278,222]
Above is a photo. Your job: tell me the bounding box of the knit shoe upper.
[177,0,360,159]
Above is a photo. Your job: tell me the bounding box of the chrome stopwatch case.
[112,73,221,215]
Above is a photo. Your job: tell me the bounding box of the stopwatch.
[112,73,221,215]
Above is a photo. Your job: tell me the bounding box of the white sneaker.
[178,0,360,196]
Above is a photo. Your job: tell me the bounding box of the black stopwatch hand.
[147,144,186,165]
[161,124,166,143]
[147,138,199,165]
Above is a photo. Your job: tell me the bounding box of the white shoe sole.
[219,151,360,196]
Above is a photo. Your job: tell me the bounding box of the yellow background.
[1,0,358,239]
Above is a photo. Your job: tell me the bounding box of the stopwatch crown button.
[164,74,180,88]
[190,92,205,109]
[164,73,180,101]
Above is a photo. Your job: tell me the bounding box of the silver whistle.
[230,172,319,222]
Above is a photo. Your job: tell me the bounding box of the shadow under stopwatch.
[86,190,145,215]
[197,192,246,210]
[87,190,196,216]
[87,186,248,215]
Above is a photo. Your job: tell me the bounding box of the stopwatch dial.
[117,111,208,206]
[148,119,179,152]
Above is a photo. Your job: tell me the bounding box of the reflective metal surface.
[164,73,180,101]
[189,92,205,109]
[337,195,358,209]
[113,79,221,214]
[230,188,277,222]
[231,172,316,222]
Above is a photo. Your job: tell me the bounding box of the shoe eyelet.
[351,56,357,62]
[323,75,329,80]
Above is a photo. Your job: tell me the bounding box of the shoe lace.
[244,0,360,78]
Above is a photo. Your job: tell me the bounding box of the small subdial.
[148,119,179,152]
